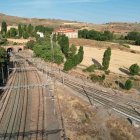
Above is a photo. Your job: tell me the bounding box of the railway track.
[0,59,60,140]
[63,78,140,122]
[24,55,140,107]
[0,62,30,140]
[20,55,140,123]
[0,65,22,139]
[29,69,44,140]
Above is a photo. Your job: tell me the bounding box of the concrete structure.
[37,32,44,38]
[1,45,25,52]
[54,28,78,38]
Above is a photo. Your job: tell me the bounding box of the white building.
[54,28,78,38]
[37,32,44,38]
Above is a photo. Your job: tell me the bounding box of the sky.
[0,0,140,24]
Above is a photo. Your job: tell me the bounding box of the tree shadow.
[115,80,125,89]
[92,58,102,69]
[119,67,130,75]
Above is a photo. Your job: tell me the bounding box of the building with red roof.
[54,28,78,38]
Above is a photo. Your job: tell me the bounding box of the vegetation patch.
[90,74,106,82]
[83,64,97,72]
[122,44,130,48]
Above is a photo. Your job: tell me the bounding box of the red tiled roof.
[55,28,76,33]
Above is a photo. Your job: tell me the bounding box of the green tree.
[33,40,63,64]
[1,21,7,35]
[64,58,74,71]
[18,24,22,37]
[69,44,77,58]
[27,24,34,36]
[63,46,84,71]
[23,31,29,39]
[126,31,140,41]
[125,79,132,90]
[102,47,111,70]
[135,39,140,45]
[129,64,140,75]
[23,24,27,32]
[78,29,114,41]
[58,35,69,58]
[26,40,35,50]
[0,47,7,66]
[7,28,18,38]
[0,34,7,45]
[77,46,84,64]
[53,33,57,43]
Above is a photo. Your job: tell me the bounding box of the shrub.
[64,58,74,71]
[135,39,140,45]
[122,44,130,48]
[54,54,64,65]
[125,79,133,90]
[7,28,18,38]
[26,40,35,50]
[63,46,84,71]
[105,70,110,75]
[13,42,17,45]
[129,64,140,75]
[84,64,97,72]
[90,74,105,82]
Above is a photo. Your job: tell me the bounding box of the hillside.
[0,13,81,28]
[0,13,140,33]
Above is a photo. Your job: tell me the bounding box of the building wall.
[65,32,78,38]
[54,29,78,39]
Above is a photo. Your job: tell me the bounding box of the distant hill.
[0,13,140,33]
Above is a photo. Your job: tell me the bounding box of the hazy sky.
[0,0,140,23]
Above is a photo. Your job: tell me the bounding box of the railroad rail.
[19,55,140,124]
[0,56,62,139]
[0,84,50,90]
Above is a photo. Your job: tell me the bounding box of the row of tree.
[30,38,64,65]
[57,34,84,71]
[125,31,140,45]
[78,29,114,41]
[1,21,53,39]
[0,47,10,84]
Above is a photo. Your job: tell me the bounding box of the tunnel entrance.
[18,48,22,52]
[7,48,13,53]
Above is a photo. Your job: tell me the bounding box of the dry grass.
[130,45,140,52]
[70,39,140,75]
[57,86,98,140]
[78,46,140,75]
[106,118,139,140]
[57,84,140,140]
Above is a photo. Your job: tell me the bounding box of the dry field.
[70,39,140,75]
[130,44,140,52]
[79,46,140,75]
